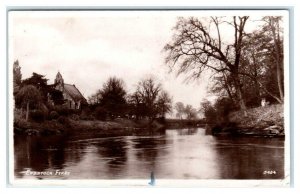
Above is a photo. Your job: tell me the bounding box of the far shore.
[14,117,204,138]
[14,105,284,139]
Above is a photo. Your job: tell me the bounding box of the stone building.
[54,72,87,109]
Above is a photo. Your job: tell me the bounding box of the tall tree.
[22,72,50,102]
[127,91,146,119]
[13,60,22,94]
[157,91,172,118]
[15,85,42,121]
[88,89,102,105]
[236,17,284,105]
[22,72,64,105]
[136,77,162,120]
[184,104,198,120]
[200,99,217,123]
[164,16,249,114]
[209,70,237,104]
[174,102,185,119]
[99,77,127,119]
[239,29,283,105]
[262,16,284,103]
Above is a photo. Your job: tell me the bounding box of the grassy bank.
[210,104,284,137]
[14,116,166,138]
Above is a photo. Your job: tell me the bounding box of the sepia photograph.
[8,10,290,187]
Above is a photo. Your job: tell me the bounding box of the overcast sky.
[9,11,286,113]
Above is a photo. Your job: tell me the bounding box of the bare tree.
[136,77,162,119]
[164,16,249,115]
[88,89,102,105]
[127,91,145,119]
[239,29,284,104]
[174,102,185,119]
[184,104,198,120]
[157,90,172,118]
[262,16,284,103]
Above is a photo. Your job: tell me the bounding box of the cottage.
[54,72,87,109]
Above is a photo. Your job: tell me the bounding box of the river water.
[14,128,284,179]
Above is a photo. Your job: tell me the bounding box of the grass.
[14,112,166,137]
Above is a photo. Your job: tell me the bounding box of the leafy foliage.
[201,97,236,124]
[15,85,43,121]
[90,77,127,119]
[13,60,22,94]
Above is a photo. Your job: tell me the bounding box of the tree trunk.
[252,54,261,102]
[222,72,235,104]
[236,85,247,116]
[276,59,284,103]
[232,73,247,116]
[270,18,284,103]
[26,102,29,121]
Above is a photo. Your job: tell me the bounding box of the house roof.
[64,83,87,103]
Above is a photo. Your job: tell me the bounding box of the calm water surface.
[14,128,284,179]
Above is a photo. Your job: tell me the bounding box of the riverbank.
[14,117,166,138]
[14,104,284,138]
[209,104,285,137]
[14,112,207,138]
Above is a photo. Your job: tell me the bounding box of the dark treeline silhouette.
[88,77,172,122]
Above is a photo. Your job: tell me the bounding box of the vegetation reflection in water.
[14,128,284,180]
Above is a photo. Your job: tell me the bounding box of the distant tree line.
[164,16,284,120]
[88,77,172,121]
[174,102,198,120]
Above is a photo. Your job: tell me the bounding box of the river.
[14,128,284,179]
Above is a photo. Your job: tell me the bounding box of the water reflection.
[213,136,284,179]
[132,136,166,163]
[177,128,198,136]
[155,129,221,179]
[95,137,128,178]
[95,137,127,165]
[14,128,284,179]
[14,135,70,179]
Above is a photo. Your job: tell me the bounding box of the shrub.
[55,106,71,116]
[156,116,166,124]
[214,97,236,123]
[94,106,107,120]
[57,116,69,125]
[70,114,80,121]
[54,105,81,116]
[201,101,217,123]
[14,116,30,129]
[14,108,24,121]
[40,103,49,117]
[30,109,46,122]
[80,112,95,120]
[49,111,59,120]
